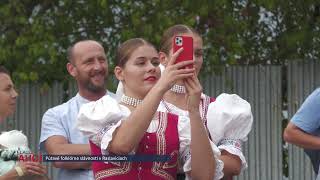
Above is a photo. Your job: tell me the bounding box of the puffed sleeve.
[178,116,224,180]
[76,95,127,153]
[206,93,253,170]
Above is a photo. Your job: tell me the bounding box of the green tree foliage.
[0,0,319,85]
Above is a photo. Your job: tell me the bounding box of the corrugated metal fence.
[1,62,318,180]
[202,65,283,180]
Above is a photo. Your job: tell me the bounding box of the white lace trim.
[217,139,243,151]
[215,155,224,180]
[99,120,123,154]
[90,126,110,147]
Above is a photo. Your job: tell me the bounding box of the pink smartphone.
[173,35,193,68]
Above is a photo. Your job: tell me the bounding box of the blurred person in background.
[284,88,320,180]
[0,66,48,180]
[39,40,115,180]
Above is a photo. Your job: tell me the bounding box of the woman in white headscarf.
[0,66,47,180]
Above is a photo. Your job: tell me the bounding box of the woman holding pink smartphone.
[156,24,253,180]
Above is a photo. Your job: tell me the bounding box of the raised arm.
[185,75,215,180]
[109,49,195,154]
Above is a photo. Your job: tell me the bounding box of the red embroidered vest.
[90,112,179,180]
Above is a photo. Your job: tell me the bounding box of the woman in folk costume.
[0,66,47,180]
[156,25,253,180]
[77,38,221,180]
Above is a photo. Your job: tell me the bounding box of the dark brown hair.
[159,24,201,54]
[116,38,156,67]
[0,66,10,75]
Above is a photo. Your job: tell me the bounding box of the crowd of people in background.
[0,24,257,180]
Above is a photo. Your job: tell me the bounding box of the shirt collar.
[76,93,91,104]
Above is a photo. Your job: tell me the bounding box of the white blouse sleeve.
[76,95,127,153]
[206,93,253,170]
[178,116,224,180]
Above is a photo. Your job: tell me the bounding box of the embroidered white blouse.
[76,94,223,179]
[158,93,253,178]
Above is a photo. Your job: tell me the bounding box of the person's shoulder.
[301,88,320,105]
[43,95,78,117]
[82,93,117,108]
[50,95,78,111]
[107,90,117,99]
[78,93,123,119]
[309,88,320,98]
[207,93,253,125]
[214,93,249,103]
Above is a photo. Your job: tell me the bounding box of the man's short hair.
[0,66,10,75]
[67,45,75,64]
[67,40,104,65]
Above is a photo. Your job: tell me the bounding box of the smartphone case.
[173,36,193,68]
